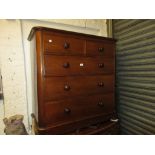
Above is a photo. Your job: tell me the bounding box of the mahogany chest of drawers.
[28,27,118,135]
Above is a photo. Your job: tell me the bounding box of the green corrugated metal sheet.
[113,19,155,135]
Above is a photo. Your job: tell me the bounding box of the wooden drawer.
[43,32,85,55]
[44,75,114,101]
[86,40,115,57]
[44,93,115,125]
[44,55,114,76]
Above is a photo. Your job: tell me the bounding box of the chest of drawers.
[28,27,118,134]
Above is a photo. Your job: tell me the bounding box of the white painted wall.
[0,19,108,134]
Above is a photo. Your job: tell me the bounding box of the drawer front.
[44,75,114,101]
[44,93,115,125]
[44,55,114,76]
[86,40,115,57]
[43,32,85,55]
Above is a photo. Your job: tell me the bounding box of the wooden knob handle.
[64,108,71,114]
[98,47,104,52]
[64,85,70,91]
[98,63,104,68]
[98,82,104,87]
[98,102,104,107]
[63,62,70,68]
[64,42,70,49]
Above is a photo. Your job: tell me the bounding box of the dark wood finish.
[44,75,114,101]
[35,113,116,135]
[35,31,45,126]
[71,121,119,135]
[44,93,115,125]
[28,26,118,135]
[43,32,85,55]
[44,55,114,76]
[28,27,116,42]
[86,40,115,57]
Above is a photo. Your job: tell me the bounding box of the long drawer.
[44,55,114,76]
[44,75,114,101]
[44,93,115,126]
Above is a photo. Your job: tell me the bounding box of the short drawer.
[43,32,85,55]
[86,40,115,57]
[44,93,115,125]
[44,75,114,101]
[44,55,114,76]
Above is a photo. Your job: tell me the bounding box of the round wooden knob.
[63,62,70,68]
[98,102,104,107]
[64,108,71,114]
[64,42,70,49]
[64,85,70,91]
[98,82,104,87]
[98,47,104,52]
[98,63,104,68]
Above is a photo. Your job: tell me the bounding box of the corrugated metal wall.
[113,19,155,134]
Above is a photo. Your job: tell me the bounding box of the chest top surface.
[28,26,116,42]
